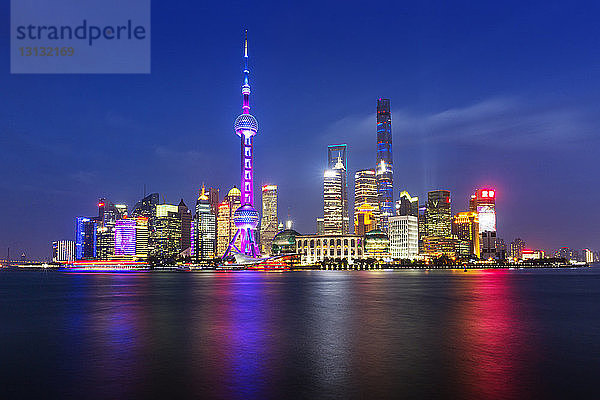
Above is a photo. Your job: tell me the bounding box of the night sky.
[2,1,600,259]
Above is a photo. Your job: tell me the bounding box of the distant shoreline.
[3,262,592,272]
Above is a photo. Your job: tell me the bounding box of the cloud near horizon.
[321,97,596,154]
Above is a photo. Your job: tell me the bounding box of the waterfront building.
[354,203,376,236]
[153,204,181,259]
[324,156,347,234]
[354,169,379,231]
[425,190,452,237]
[583,248,594,263]
[376,98,393,231]
[388,215,419,260]
[522,249,544,260]
[296,234,364,265]
[364,230,390,260]
[52,240,75,263]
[510,238,526,260]
[260,185,278,256]
[195,186,217,260]
[470,188,497,259]
[452,211,480,258]
[217,187,241,255]
[396,191,419,217]
[224,30,261,258]
[75,217,96,260]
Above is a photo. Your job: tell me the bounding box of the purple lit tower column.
[224,30,261,258]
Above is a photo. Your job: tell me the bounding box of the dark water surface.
[2,267,600,399]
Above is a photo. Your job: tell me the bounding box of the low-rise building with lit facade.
[364,230,390,260]
[296,234,364,265]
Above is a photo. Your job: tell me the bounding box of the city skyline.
[3,1,600,258]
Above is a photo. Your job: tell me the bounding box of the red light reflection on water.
[452,270,537,399]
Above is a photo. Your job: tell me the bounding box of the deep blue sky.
[2,0,600,258]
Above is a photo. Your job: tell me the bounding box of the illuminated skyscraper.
[260,185,278,255]
[452,211,480,258]
[425,190,452,237]
[324,156,347,235]
[131,193,159,220]
[178,199,192,254]
[217,187,241,256]
[328,144,348,223]
[225,30,261,258]
[96,199,127,260]
[396,191,419,217]
[470,188,497,259]
[75,217,96,260]
[354,169,379,232]
[195,185,216,260]
[135,217,149,259]
[376,98,393,231]
[131,192,159,254]
[153,204,181,259]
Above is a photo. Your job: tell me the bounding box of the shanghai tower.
[224,30,261,258]
[376,98,393,231]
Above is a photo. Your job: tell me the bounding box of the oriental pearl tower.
[224,30,261,258]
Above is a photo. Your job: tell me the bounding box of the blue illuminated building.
[75,217,97,260]
[376,98,393,231]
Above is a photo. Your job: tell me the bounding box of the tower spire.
[228,29,261,259]
[242,29,250,107]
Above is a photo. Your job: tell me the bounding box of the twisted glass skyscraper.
[376,98,393,231]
